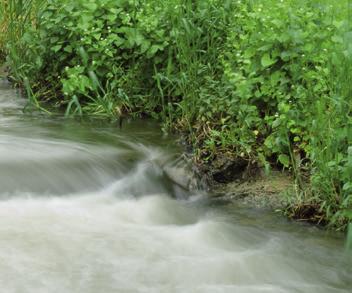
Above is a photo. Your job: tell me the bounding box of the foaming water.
[0,79,351,292]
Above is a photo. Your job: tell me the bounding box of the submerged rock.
[162,154,206,192]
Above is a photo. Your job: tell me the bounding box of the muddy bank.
[0,72,296,215]
[165,148,294,210]
[200,157,293,210]
[210,170,293,209]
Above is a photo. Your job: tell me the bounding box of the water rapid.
[0,79,351,293]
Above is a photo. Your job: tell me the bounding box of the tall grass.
[2,0,352,230]
[0,0,7,62]
[311,60,351,226]
[286,0,352,228]
[0,0,48,112]
[0,0,45,77]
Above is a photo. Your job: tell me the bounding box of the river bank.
[1,0,351,230]
[1,79,352,292]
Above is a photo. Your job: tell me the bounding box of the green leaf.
[106,14,117,22]
[83,3,98,11]
[88,70,104,93]
[93,33,101,40]
[272,119,281,128]
[113,36,124,47]
[147,45,163,58]
[64,45,72,53]
[331,35,343,44]
[52,45,62,52]
[278,154,290,167]
[65,95,82,117]
[261,53,276,68]
[78,47,89,66]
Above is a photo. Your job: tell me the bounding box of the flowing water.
[0,79,351,293]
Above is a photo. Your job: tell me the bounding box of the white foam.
[0,192,349,293]
[0,82,350,292]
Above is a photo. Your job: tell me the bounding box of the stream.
[0,79,351,292]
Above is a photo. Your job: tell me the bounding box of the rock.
[162,154,207,191]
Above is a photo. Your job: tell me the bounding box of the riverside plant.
[2,0,352,230]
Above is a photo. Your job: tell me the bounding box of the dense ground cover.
[0,0,351,230]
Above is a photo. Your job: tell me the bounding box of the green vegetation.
[0,0,351,230]
[348,224,352,250]
[0,1,6,63]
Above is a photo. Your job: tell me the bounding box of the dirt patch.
[198,158,294,209]
[209,169,294,209]
[192,152,294,209]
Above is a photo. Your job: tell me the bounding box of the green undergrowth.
[2,0,352,230]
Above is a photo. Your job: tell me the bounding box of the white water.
[0,80,351,292]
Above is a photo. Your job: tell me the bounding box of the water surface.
[0,79,351,293]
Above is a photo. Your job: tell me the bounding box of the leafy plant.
[3,0,352,229]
